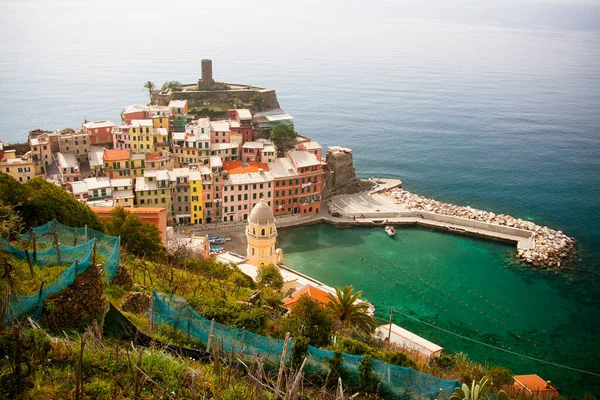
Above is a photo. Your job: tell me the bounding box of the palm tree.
[143,81,155,104]
[326,285,376,334]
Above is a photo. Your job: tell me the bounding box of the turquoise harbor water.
[1,0,600,396]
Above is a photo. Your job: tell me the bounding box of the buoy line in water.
[373,311,600,378]
[351,249,538,350]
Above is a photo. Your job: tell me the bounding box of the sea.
[1,0,599,396]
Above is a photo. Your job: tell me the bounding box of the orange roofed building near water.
[283,285,332,310]
[90,206,168,245]
[508,374,559,399]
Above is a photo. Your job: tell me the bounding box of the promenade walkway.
[178,186,534,252]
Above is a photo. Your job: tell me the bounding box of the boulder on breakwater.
[386,188,575,268]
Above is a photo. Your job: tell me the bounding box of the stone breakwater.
[386,188,575,268]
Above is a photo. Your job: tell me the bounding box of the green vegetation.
[256,263,284,290]
[0,174,103,231]
[143,81,155,103]
[270,124,297,155]
[189,107,228,119]
[326,285,376,335]
[161,80,183,92]
[280,295,334,347]
[103,207,165,260]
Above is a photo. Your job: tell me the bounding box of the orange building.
[103,149,131,178]
[90,206,168,245]
[509,375,559,399]
[283,285,332,310]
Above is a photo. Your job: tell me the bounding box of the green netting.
[2,220,120,323]
[151,291,459,399]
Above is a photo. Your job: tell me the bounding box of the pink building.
[297,141,323,160]
[121,104,149,123]
[221,161,274,223]
[112,124,131,150]
[210,120,231,144]
[82,120,116,146]
[202,157,224,224]
[228,109,253,144]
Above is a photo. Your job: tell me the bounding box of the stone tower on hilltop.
[246,199,283,266]
[197,59,227,90]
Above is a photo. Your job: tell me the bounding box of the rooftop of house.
[288,150,321,168]
[88,146,104,166]
[122,104,149,114]
[210,142,238,151]
[268,158,298,178]
[375,323,443,353]
[130,119,154,127]
[110,178,132,188]
[210,120,230,132]
[283,285,332,310]
[156,127,168,136]
[56,152,79,169]
[513,375,558,395]
[235,109,252,119]
[84,177,112,191]
[70,181,88,195]
[83,120,116,129]
[112,189,134,199]
[210,156,223,168]
[168,168,191,181]
[242,141,264,149]
[103,149,131,162]
[131,153,146,161]
[144,170,170,181]
[135,176,158,191]
[168,100,187,109]
[300,141,322,150]
[225,170,273,185]
[223,161,269,174]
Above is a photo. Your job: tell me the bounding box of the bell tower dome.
[246,199,282,266]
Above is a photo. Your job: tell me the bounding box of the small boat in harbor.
[385,225,396,237]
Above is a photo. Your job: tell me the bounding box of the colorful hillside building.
[82,120,116,146]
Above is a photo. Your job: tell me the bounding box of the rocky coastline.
[386,188,575,268]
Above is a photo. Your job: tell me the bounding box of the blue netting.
[151,291,459,399]
[2,220,120,323]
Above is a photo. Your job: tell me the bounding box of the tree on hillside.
[143,81,156,104]
[326,285,376,335]
[0,201,23,240]
[104,207,165,259]
[270,124,297,155]
[256,264,284,290]
[281,295,335,347]
[0,174,103,231]
[0,173,26,206]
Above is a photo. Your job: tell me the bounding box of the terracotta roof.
[284,285,332,310]
[513,375,558,397]
[223,161,269,174]
[103,149,130,161]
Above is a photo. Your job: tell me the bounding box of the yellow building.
[134,170,173,221]
[0,148,36,183]
[130,119,154,154]
[189,170,204,224]
[129,153,146,178]
[246,199,283,266]
[152,115,169,130]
